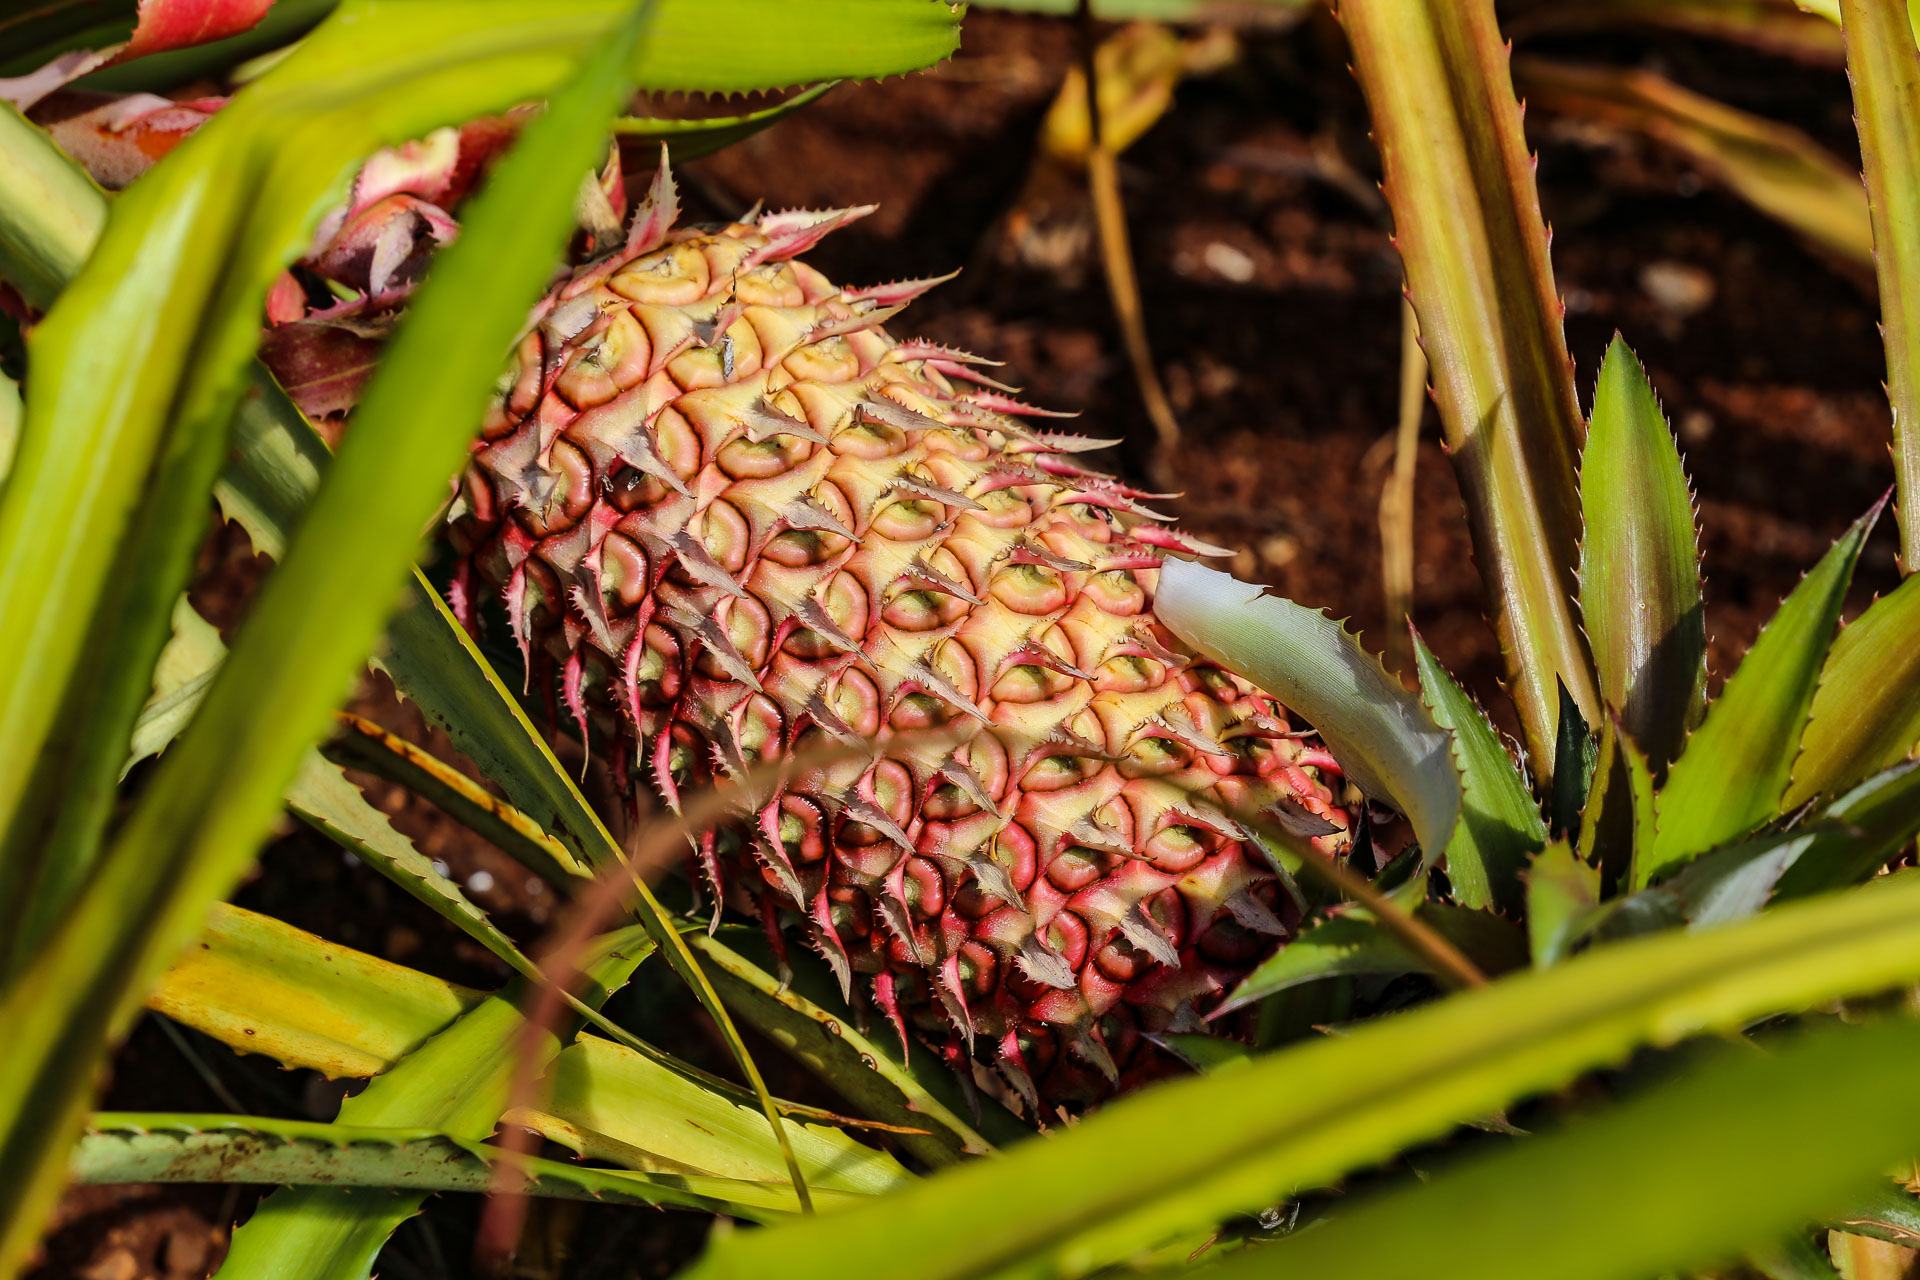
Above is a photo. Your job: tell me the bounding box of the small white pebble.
[1260,535,1300,568]
[1203,242,1257,284]
[431,858,451,878]
[466,869,496,894]
[1641,261,1715,319]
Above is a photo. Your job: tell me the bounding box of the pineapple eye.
[871,499,940,542]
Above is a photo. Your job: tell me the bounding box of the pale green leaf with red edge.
[1338,0,1598,775]
[680,871,1920,1280]
[1515,56,1871,264]
[1841,0,1920,567]
[1788,574,1920,806]
[1579,336,1705,774]
[1155,559,1461,861]
[1644,505,1875,883]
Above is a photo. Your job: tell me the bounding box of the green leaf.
[537,1035,911,1198]
[1547,683,1599,838]
[1154,560,1461,861]
[74,1112,812,1220]
[216,925,656,1277]
[1514,56,1872,263]
[966,0,1309,22]
[320,714,586,885]
[689,933,999,1167]
[1645,504,1875,881]
[149,903,479,1081]
[1338,0,1599,773]
[677,869,1920,1280]
[146,906,906,1203]
[1834,1182,1920,1247]
[1524,840,1599,967]
[218,382,605,880]
[1841,0,1920,567]
[124,598,223,776]
[1219,904,1526,1013]
[1147,1033,1255,1073]
[285,752,544,981]
[0,5,664,1261]
[1775,761,1920,900]
[1580,336,1706,772]
[0,368,16,485]
[1789,573,1920,807]
[1197,1019,1920,1280]
[1413,635,1543,911]
[0,106,106,313]
[615,83,837,157]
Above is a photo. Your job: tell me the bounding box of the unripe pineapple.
[445,164,1357,1110]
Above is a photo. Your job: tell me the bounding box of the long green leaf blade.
[1515,56,1872,264]
[0,6,659,1261]
[1338,0,1599,772]
[1646,506,1875,881]
[145,906,906,1200]
[0,105,104,312]
[149,903,480,1080]
[1203,1019,1920,1280]
[215,926,655,1277]
[75,1113,813,1220]
[1580,337,1705,772]
[1841,0,1920,566]
[1413,635,1544,911]
[679,871,1920,1280]
[1790,550,1920,807]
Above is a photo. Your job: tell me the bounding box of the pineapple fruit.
[441,163,1359,1109]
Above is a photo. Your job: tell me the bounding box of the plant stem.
[1840,0,1920,571]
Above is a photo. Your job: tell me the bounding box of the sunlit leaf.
[1515,56,1872,263]
[1790,559,1920,808]
[1644,504,1874,881]
[75,1112,808,1219]
[1524,840,1599,967]
[679,871,1920,1280]
[1841,0,1920,568]
[215,925,655,1276]
[1155,560,1460,861]
[1202,1020,1920,1280]
[1339,0,1598,772]
[1413,635,1543,911]
[1579,336,1705,772]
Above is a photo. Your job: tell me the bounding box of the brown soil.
[31,9,1902,1277]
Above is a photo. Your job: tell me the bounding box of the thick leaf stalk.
[1841,0,1920,568]
[1337,0,1599,775]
